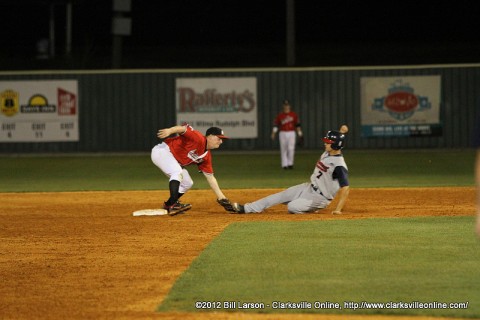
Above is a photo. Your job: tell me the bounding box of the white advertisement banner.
[361,76,442,137]
[0,80,79,142]
[175,77,257,138]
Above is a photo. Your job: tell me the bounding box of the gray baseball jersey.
[244,151,349,213]
[310,151,349,200]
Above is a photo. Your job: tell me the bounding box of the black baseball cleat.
[164,201,192,216]
[230,203,246,214]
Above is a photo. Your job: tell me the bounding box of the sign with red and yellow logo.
[0,80,78,142]
[361,76,441,137]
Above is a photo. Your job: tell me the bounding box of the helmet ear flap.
[324,130,346,150]
[331,140,343,150]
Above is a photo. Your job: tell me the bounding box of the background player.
[151,124,237,216]
[271,100,303,169]
[230,125,350,214]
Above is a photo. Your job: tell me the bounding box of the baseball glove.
[297,136,304,147]
[217,198,235,212]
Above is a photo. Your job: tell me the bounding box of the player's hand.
[157,128,171,139]
[340,125,349,134]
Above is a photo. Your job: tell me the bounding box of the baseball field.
[1,149,479,320]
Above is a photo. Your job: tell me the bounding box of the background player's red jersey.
[274,111,300,131]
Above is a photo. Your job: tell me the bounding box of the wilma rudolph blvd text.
[195,300,469,311]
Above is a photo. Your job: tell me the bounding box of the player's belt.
[311,184,332,200]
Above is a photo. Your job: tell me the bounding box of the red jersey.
[164,125,214,174]
[274,111,300,131]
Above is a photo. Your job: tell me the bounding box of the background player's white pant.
[244,182,330,214]
[151,143,193,194]
[279,131,296,167]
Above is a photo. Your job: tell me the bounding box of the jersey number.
[315,160,329,179]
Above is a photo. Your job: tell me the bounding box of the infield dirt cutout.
[0,187,475,320]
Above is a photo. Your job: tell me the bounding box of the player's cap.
[206,127,229,139]
[283,99,290,105]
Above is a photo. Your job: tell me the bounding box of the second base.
[132,209,168,216]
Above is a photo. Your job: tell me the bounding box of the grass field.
[1,149,478,319]
[158,217,480,318]
[0,149,475,192]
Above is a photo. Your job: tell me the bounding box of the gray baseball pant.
[244,182,331,214]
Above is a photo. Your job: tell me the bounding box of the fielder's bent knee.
[180,179,193,193]
[170,173,183,182]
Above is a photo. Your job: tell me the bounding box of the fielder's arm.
[203,172,227,200]
[332,185,350,215]
[157,125,187,139]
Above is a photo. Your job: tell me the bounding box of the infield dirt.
[0,187,475,320]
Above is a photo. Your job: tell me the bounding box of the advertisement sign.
[361,76,442,137]
[175,77,257,138]
[0,80,78,142]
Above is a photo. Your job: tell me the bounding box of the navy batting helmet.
[322,130,346,150]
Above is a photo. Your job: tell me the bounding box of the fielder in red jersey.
[163,125,215,173]
[151,124,232,215]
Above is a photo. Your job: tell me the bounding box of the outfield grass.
[0,149,475,192]
[157,216,480,318]
[2,150,477,318]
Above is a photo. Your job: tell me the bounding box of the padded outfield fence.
[1,63,479,153]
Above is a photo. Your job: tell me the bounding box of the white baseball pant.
[279,130,296,167]
[151,143,193,194]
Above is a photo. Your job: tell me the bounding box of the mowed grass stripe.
[158,217,480,318]
[0,149,475,192]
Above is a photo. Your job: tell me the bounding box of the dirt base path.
[0,187,476,320]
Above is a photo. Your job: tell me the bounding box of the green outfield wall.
[0,64,479,153]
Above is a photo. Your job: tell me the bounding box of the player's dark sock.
[166,180,181,205]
